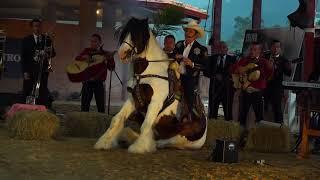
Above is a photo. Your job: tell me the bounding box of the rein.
[122,40,175,63]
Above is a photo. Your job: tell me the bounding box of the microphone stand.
[107,69,124,115]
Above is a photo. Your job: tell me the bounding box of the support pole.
[252,0,262,30]
[212,0,222,54]
[303,0,316,81]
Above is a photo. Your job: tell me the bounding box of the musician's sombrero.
[183,20,205,38]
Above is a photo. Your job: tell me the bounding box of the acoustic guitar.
[232,63,261,90]
[66,54,108,82]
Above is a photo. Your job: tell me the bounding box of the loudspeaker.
[210,139,238,163]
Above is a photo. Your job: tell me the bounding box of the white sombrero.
[183,20,205,38]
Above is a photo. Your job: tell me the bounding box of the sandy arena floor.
[0,102,319,179]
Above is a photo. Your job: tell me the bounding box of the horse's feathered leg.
[128,100,163,153]
[94,99,135,150]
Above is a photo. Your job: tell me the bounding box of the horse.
[94,17,207,153]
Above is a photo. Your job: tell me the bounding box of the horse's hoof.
[94,140,117,150]
[128,140,156,154]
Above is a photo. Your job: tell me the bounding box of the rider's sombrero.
[183,20,205,38]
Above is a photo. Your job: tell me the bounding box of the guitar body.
[232,63,260,90]
[66,55,107,82]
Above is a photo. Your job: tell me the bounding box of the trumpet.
[45,32,54,72]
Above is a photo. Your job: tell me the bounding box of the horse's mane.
[119,17,150,54]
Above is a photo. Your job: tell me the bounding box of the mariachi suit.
[174,40,208,113]
[264,54,291,123]
[207,54,236,120]
[21,34,56,107]
[75,48,115,113]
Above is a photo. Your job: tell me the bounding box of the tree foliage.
[226,16,252,51]
[226,16,264,52]
[151,6,185,37]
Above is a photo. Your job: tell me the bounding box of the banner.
[3,38,23,78]
[0,38,23,93]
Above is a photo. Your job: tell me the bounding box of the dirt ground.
[0,103,319,179]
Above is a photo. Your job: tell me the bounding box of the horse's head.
[118,17,150,63]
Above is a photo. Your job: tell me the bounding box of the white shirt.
[217,55,226,68]
[179,40,195,74]
[183,40,195,58]
[33,34,41,44]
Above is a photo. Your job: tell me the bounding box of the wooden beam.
[212,0,222,54]
[79,0,97,49]
[303,0,316,81]
[252,0,262,30]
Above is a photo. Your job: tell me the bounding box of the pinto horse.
[94,18,207,153]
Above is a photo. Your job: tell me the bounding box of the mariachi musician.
[231,42,273,129]
[264,40,292,125]
[21,18,56,108]
[76,33,115,113]
[207,41,236,120]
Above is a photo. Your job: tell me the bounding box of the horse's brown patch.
[178,115,207,141]
[133,58,149,74]
[154,115,180,140]
[154,114,206,141]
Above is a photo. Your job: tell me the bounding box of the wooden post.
[212,0,222,54]
[297,0,316,159]
[79,0,97,49]
[252,0,262,30]
[303,0,316,81]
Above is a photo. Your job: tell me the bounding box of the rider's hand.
[183,58,194,67]
[175,54,183,61]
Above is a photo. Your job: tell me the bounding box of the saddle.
[127,61,204,122]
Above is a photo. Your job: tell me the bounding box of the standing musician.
[264,40,292,125]
[207,41,236,120]
[21,18,56,108]
[231,42,273,128]
[174,20,208,119]
[76,33,115,113]
[163,35,176,59]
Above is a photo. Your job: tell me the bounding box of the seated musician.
[264,40,292,125]
[76,33,115,113]
[207,41,236,120]
[231,42,273,129]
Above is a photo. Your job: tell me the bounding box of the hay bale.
[63,112,113,138]
[205,119,241,147]
[245,125,290,153]
[7,110,60,140]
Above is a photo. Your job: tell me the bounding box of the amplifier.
[210,139,238,163]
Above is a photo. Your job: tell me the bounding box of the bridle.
[121,40,176,111]
[122,40,175,63]
[122,41,137,61]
